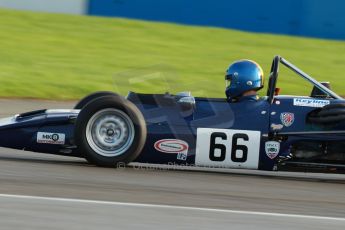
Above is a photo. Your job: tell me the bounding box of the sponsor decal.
[265,141,280,159]
[293,98,330,108]
[154,139,189,160]
[271,123,284,131]
[280,112,294,127]
[37,132,65,145]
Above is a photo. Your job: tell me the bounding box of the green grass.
[0,8,345,99]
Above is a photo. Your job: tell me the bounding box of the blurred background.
[0,0,344,99]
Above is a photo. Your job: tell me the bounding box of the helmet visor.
[225,74,232,88]
[225,79,231,88]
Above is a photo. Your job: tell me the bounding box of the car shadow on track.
[0,155,90,167]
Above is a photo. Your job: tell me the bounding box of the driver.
[225,60,264,102]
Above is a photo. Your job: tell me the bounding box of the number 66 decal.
[195,128,261,169]
[209,132,248,162]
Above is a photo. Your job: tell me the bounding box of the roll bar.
[267,55,342,104]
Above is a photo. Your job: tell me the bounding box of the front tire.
[74,91,118,110]
[75,95,146,167]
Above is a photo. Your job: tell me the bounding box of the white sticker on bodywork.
[271,123,283,131]
[265,141,280,159]
[154,139,189,161]
[37,132,65,145]
[195,128,261,169]
[293,98,330,108]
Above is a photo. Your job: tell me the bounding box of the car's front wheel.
[75,95,146,167]
[74,91,118,110]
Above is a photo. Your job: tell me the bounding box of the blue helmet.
[225,60,264,100]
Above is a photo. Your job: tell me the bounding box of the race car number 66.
[195,128,261,169]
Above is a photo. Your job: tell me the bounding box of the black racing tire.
[308,103,345,124]
[74,91,118,110]
[319,103,345,110]
[308,114,345,124]
[75,95,146,167]
[318,108,345,117]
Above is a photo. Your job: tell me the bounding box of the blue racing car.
[0,55,344,171]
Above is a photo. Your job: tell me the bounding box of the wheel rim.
[86,108,135,157]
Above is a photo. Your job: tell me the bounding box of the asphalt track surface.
[0,99,344,230]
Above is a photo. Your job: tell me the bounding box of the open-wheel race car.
[1,55,345,171]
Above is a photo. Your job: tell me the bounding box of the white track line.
[0,193,344,222]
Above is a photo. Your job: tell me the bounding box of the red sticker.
[154,139,189,154]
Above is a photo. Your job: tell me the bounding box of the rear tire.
[308,103,345,125]
[75,95,146,167]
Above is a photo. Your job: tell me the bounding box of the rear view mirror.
[311,82,331,98]
[176,92,195,117]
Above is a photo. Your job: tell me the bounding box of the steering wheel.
[267,56,280,103]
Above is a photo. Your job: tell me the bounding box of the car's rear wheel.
[308,103,345,125]
[75,95,146,167]
[74,91,118,110]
